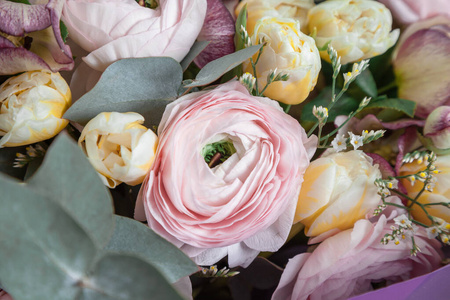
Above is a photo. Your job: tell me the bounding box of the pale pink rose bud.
[294,150,382,237]
[78,112,158,188]
[135,81,317,268]
[378,0,450,26]
[393,16,450,118]
[272,216,443,300]
[62,0,207,72]
[424,106,450,150]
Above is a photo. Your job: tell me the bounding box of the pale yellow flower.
[78,112,158,188]
[295,150,382,236]
[308,0,399,64]
[236,0,314,35]
[247,17,321,104]
[399,155,450,225]
[0,70,71,147]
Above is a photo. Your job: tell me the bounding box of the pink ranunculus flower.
[272,215,443,300]
[135,81,317,268]
[62,0,207,72]
[378,0,450,26]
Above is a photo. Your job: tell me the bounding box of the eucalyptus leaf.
[64,57,183,126]
[80,254,184,300]
[105,216,198,283]
[184,45,262,88]
[26,133,114,247]
[366,97,416,118]
[0,173,98,300]
[354,69,377,98]
[0,134,187,300]
[301,87,359,122]
[180,41,210,72]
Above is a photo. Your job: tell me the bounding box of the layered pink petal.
[136,81,317,267]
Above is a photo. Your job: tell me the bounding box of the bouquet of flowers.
[1,0,449,299]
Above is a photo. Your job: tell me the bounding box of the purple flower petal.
[0,1,51,36]
[194,0,235,68]
[0,0,73,75]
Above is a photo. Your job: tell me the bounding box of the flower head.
[135,81,317,267]
[0,70,71,147]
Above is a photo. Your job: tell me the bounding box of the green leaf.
[301,87,359,123]
[366,97,416,118]
[184,45,262,88]
[7,0,31,4]
[234,4,247,51]
[180,41,210,72]
[354,69,377,98]
[0,173,98,300]
[26,133,114,247]
[79,254,184,300]
[105,216,198,283]
[64,57,183,127]
[60,20,69,43]
[0,134,186,300]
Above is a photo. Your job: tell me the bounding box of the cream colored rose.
[295,150,382,236]
[308,0,399,65]
[236,0,314,35]
[0,70,71,147]
[399,155,450,225]
[78,112,158,188]
[247,17,321,105]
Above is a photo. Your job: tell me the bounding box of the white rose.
[78,112,158,188]
[308,0,399,64]
[0,70,71,147]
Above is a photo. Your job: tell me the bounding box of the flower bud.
[393,16,450,118]
[399,155,450,225]
[78,112,158,188]
[424,106,450,150]
[294,150,382,237]
[0,70,71,147]
[235,0,314,35]
[247,17,321,104]
[308,0,399,65]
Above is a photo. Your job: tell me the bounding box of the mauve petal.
[0,47,53,75]
[194,0,235,68]
[46,0,74,65]
[0,1,50,36]
[366,153,396,178]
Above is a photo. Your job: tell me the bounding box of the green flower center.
[136,0,158,9]
[202,140,236,168]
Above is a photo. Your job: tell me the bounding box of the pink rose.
[135,81,317,267]
[379,0,450,26]
[272,215,442,300]
[62,0,207,72]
